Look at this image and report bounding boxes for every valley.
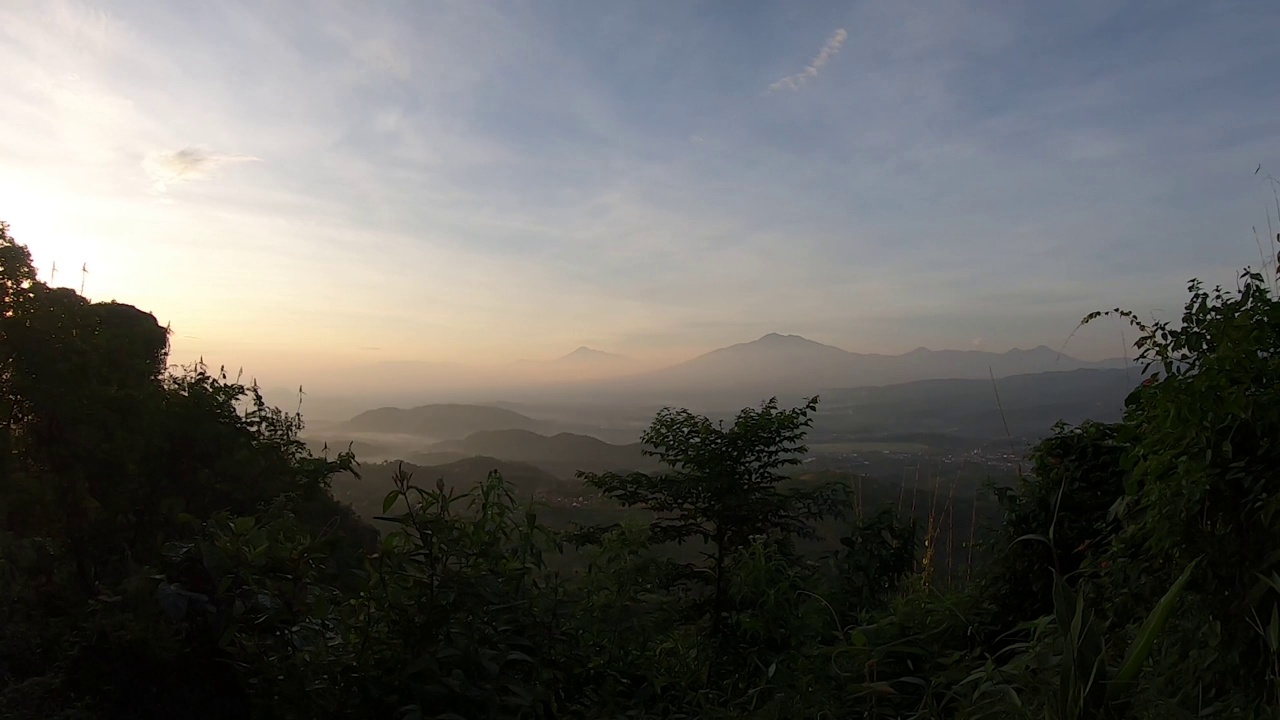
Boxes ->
[310,342,1138,587]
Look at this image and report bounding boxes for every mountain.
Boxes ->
[640,333,855,387]
[889,345,1129,380]
[430,429,655,479]
[513,346,642,383]
[303,334,1133,412]
[814,368,1139,441]
[342,404,546,439]
[557,346,633,364]
[576,334,1131,406]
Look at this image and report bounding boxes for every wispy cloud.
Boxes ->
[142,146,259,191]
[769,28,848,92]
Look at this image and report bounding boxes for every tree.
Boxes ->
[1080,270,1280,708]
[982,420,1127,624]
[578,396,844,679]
[0,221,37,493]
[0,221,36,318]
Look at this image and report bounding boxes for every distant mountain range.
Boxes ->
[327,364,1139,466]
[291,334,1133,415]
[547,333,1132,406]
[513,346,641,381]
[814,367,1139,441]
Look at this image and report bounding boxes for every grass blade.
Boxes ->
[1112,557,1201,691]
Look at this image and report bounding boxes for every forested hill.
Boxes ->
[343,403,547,438]
[429,429,657,477]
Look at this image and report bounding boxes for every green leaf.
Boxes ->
[1112,556,1200,693]
[1012,533,1052,549]
[1268,605,1280,651]
[382,489,400,514]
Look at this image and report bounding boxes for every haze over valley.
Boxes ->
[300,331,1141,510]
[288,332,1133,420]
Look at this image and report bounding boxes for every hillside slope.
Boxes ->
[815,368,1137,440]
[431,429,657,478]
[342,403,546,438]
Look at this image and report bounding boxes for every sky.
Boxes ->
[2,0,1279,388]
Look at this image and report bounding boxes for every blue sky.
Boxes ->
[2,0,1278,385]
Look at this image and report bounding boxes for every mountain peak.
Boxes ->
[558,346,630,362]
[754,332,820,346]
[1006,344,1058,356]
[706,333,850,357]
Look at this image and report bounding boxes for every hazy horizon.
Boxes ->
[3,1,1278,391]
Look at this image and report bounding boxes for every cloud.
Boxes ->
[769,28,848,92]
[142,146,259,191]
[373,109,403,133]
[4,2,1276,368]
[352,40,411,81]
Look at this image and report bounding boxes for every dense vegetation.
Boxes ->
[2,219,1278,718]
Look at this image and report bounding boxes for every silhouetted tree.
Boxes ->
[579,396,844,682]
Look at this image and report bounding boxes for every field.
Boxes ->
[808,440,933,454]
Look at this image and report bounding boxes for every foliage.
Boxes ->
[577,396,848,688]
[1073,272,1280,712]
[1046,559,1199,720]
[579,396,843,553]
[982,420,1127,623]
[832,505,918,622]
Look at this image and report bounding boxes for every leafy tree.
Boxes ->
[1081,271,1280,710]
[982,420,1127,624]
[578,396,845,683]
[0,221,36,315]
[0,223,374,717]
[834,505,917,622]
[955,269,1280,717]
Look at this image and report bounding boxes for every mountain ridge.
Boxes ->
[572,334,1130,404]
[308,334,1134,410]
[343,403,546,439]
[430,428,655,478]
[560,346,631,361]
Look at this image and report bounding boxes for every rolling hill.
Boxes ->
[342,403,547,439]
[814,367,1138,441]
[429,429,656,479]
